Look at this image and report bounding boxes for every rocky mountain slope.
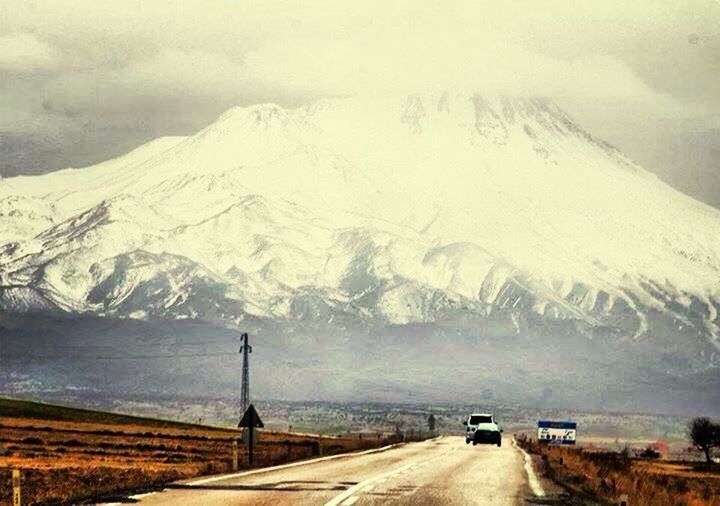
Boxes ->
[1,93,719,352]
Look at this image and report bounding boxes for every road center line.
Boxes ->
[324,439,455,506]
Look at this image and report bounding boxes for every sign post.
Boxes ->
[12,469,21,506]
[232,440,239,471]
[238,404,264,466]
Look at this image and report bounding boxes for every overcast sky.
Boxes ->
[1,0,718,206]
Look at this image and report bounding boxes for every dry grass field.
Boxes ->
[0,398,397,505]
[517,435,720,505]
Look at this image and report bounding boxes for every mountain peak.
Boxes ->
[0,94,719,353]
[214,103,290,129]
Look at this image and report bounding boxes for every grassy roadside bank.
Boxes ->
[0,398,407,505]
[516,435,720,505]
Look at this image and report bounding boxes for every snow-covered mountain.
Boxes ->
[1,93,719,351]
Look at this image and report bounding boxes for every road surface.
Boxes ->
[130,436,542,505]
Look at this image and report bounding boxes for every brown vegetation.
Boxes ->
[517,435,720,505]
[0,413,398,505]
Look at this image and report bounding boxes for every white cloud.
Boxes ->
[114,50,248,99]
[0,0,716,203]
[40,34,686,120]
[5,0,713,116]
[0,33,59,71]
[243,34,683,109]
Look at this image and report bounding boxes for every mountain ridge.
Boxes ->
[1,93,719,355]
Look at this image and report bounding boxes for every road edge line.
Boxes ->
[512,439,545,497]
[185,441,403,486]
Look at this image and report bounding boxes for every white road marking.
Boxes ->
[186,442,399,486]
[98,444,403,504]
[129,492,157,499]
[324,439,455,506]
[324,461,419,506]
[341,497,359,505]
[512,439,545,497]
[99,490,158,505]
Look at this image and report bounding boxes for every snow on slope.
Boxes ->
[1,93,719,347]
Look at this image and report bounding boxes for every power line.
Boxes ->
[0,351,239,361]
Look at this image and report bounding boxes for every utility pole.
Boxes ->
[239,332,251,413]
[238,332,264,466]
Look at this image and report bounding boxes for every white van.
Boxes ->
[464,413,502,446]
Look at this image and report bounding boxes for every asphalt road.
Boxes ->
[129,436,540,505]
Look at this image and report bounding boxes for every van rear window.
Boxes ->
[470,415,492,424]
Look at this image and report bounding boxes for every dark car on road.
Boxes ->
[464,413,502,447]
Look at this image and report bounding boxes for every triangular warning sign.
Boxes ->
[238,403,264,428]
